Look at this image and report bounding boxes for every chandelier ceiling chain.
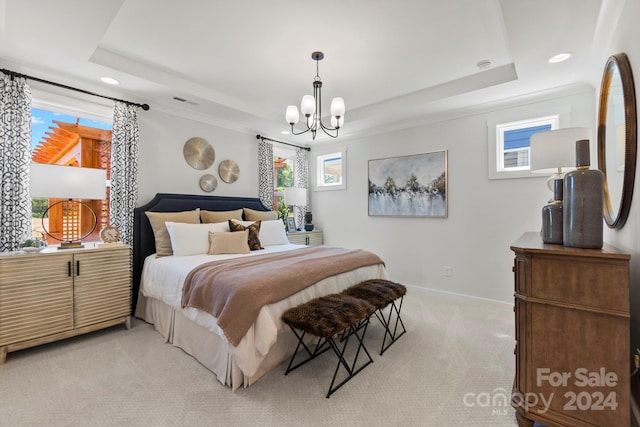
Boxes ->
[286,51,345,140]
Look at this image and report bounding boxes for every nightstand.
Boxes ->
[287,230,323,246]
[0,243,131,363]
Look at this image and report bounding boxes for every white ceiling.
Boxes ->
[0,0,603,144]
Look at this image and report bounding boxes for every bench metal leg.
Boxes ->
[375,295,407,355]
[325,317,373,398]
[284,317,374,398]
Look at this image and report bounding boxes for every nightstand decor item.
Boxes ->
[530,127,591,244]
[540,178,563,244]
[183,137,215,170]
[563,139,604,248]
[304,211,314,231]
[29,163,106,249]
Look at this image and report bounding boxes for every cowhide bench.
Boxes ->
[281,293,376,398]
[341,279,407,355]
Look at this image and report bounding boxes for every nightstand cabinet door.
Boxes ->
[73,247,131,328]
[0,252,74,347]
[287,230,323,246]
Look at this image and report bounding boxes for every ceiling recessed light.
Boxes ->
[548,53,572,64]
[281,130,290,135]
[100,76,120,85]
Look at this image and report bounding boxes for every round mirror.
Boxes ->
[597,53,637,229]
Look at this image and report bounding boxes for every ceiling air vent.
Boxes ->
[172,96,199,106]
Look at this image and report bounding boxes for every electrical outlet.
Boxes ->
[443,266,452,277]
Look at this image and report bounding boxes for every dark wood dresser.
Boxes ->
[511,232,630,426]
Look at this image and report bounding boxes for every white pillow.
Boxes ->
[258,220,290,246]
[165,221,230,256]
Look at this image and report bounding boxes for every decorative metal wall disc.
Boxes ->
[199,174,218,192]
[219,159,240,183]
[183,137,215,170]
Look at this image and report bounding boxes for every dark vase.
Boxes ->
[304,212,314,231]
[563,139,603,249]
[542,178,563,244]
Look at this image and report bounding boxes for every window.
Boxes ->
[315,147,346,190]
[31,104,112,243]
[488,114,562,179]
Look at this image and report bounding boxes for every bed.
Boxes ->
[132,193,388,390]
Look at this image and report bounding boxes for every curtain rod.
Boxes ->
[255,134,310,151]
[1,68,150,111]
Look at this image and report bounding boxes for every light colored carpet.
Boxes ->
[0,288,517,426]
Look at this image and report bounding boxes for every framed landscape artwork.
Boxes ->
[368,150,448,217]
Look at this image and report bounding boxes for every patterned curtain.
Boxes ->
[109,102,139,246]
[0,73,32,251]
[258,139,274,209]
[294,148,309,228]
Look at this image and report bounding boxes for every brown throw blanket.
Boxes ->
[181,246,385,346]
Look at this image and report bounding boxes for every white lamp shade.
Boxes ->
[285,105,299,125]
[530,127,592,174]
[331,115,344,128]
[330,97,345,117]
[284,187,306,206]
[30,163,107,199]
[300,95,315,116]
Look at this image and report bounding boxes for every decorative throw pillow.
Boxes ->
[165,221,229,256]
[207,230,250,255]
[145,209,200,257]
[243,208,278,221]
[258,220,290,246]
[201,209,244,224]
[229,219,263,250]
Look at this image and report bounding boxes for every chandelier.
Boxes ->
[285,51,345,139]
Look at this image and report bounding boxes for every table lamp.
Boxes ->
[30,163,107,249]
[283,187,307,231]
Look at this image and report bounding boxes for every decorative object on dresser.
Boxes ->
[183,137,215,170]
[368,151,447,217]
[510,233,629,427]
[0,244,132,364]
[100,225,121,243]
[597,52,637,230]
[29,163,107,249]
[563,139,604,248]
[285,51,345,140]
[540,178,563,244]
[530,127,591,244]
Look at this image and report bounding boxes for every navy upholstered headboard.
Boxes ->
[132,193,269,313]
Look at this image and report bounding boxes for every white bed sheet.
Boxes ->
[140,244,387,378]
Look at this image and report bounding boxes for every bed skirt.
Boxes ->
[135,292,302,390]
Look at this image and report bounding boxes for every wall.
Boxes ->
[137,110,260,205]
[311,90,595,303]
[590,0,640,355]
